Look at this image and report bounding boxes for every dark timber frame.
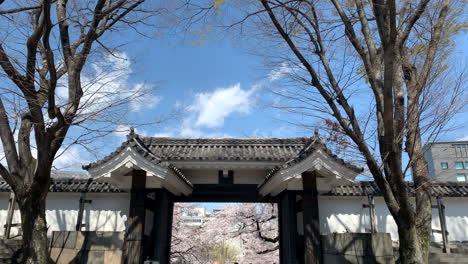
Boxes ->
[278,191,299,264]
[123,171,323,264]
[122,170,147,264]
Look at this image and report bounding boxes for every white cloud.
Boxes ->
[129,83,160,112]
[53,146,87,170]
[56,52,159,120]
[268,62,293,81]
[458,135,468,141]
[190,83,255,128]
[149,83,257,138]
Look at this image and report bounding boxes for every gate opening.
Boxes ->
[170,202,279,264]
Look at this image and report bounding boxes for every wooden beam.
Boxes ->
[75,192,92,231]
[4,192,16,239]
[363,194,377,233]
[302,171,321,264]
[149,189,174,264]
[279,191,298,264]
[123,170,147,264]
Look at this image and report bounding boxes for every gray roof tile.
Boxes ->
[0,179,123,193]
[325,181,468,197]
[142,137,311,162]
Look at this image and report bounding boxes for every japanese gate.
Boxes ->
[84,129,362,264]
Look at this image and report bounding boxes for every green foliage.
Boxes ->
[208,241,239,264]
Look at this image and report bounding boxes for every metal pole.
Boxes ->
[437,197,449,253]
[4,192,16,239]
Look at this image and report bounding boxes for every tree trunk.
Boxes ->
[17,193,49,264]
[398,221,425,264]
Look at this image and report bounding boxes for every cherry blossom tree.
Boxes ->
[170,203,279,264]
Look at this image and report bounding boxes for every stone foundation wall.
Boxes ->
[321,233,394,264]
[49,231,124,264]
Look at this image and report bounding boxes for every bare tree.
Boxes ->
[174,0,466,263]
[0,1,157,262]
[253,1,464,263]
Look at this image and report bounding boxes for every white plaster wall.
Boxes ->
[318,196,468,242]
[233,169,269,184]
[431,197,468,242]
[0,192,130,237]
[181,169,218,184]
[181,169,268,184]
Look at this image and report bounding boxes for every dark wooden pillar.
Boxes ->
[123,170,147,264]
[302,171,321,264]
[279,191,298,264]
[150,189,174,264]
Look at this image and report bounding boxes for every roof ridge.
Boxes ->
[139,136,315,145]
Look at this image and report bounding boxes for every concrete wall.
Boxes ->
[49,231,124,264]
[0,192,130,237]
[318,196,468,242]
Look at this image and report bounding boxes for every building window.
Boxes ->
[455,161,464,170]
[441,162,448,169]
[457,174,467,182]
[465,161,468,169]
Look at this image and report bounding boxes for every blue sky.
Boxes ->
[0,10,461,171]
[45,28,468,170]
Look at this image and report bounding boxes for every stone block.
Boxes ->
[348,235,369,256]
[49,248,79,264]
[370,233,393,257]
[75,250,105,264]
[322,233,344,254]
[104,250,123,264]
[50,231,77,249]
[75,231,124,250]
[321,233,395,263]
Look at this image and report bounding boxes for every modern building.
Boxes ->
[424,141,468,182]
[179,206,208,226]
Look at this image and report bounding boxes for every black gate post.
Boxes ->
[149,189,174,264]
[279,191,298,264]
[302,171,321,264]
[123,170,147,264]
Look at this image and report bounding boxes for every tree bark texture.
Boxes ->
[17,191,49,264]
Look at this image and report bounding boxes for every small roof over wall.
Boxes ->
[1,179,467,197]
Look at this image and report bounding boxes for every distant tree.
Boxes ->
[171,203,209,263]
[208,241,239,264]
[170,203,279,264]
[0,1,157,262]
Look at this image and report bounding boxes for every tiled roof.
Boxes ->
[325,181,468,197]
[258,138,363,189]
[0,179,123,193]
[84,133,313,170]
[83,133,192,187]
[85,132,363,191]
[140,136,312,162]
